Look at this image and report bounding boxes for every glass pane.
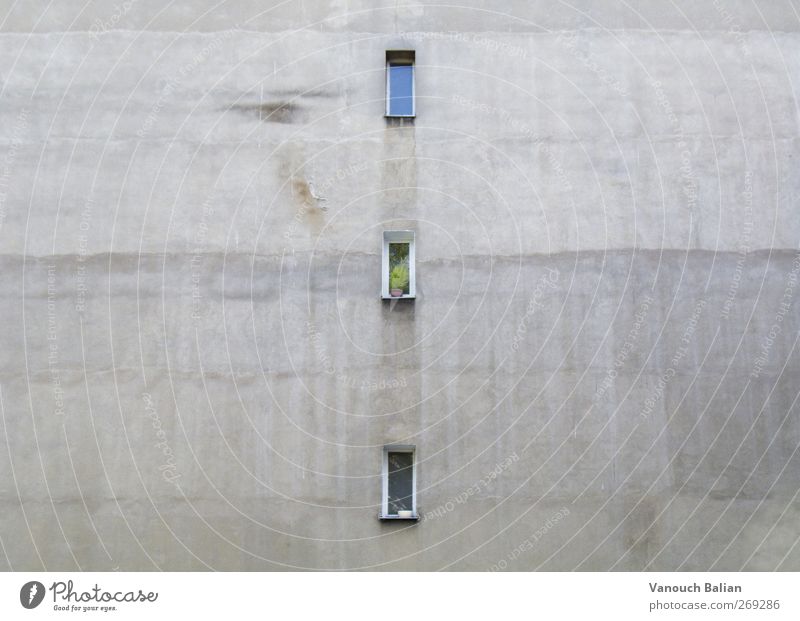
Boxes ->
[388,63,414,116]
[387,452,414,514]
[388,242,410,295]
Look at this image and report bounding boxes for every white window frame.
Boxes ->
[382,230,416,299]
[381,445,418,520]
[385,51,416,118]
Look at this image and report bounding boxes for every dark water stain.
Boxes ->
[292,177,314,204]
[229,101,301,124]
[292,176,325,235]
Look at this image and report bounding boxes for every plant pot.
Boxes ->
[390,289,403,297]
[397,510,413,518]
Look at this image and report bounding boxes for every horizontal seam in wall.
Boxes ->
[1,248,798,262]
[0,28,798,36]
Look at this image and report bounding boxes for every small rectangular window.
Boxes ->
[386,51,415,117]
[381,446,417,519]
[382,230,415,299]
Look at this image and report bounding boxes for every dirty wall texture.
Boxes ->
[0,1,799,571]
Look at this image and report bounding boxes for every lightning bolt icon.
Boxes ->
[29,584,37,604]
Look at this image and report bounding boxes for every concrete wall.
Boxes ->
[1,0,799,570]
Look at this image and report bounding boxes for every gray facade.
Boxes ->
[0,1,799,570]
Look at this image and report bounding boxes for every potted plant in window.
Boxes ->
[389,264,409,297]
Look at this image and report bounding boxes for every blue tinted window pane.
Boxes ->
[388,64,414,116]
[387,452,413,514]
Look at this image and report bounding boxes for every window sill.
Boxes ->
[382,294,415,300]
[384,114,416,119]
[379,513,419,521]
